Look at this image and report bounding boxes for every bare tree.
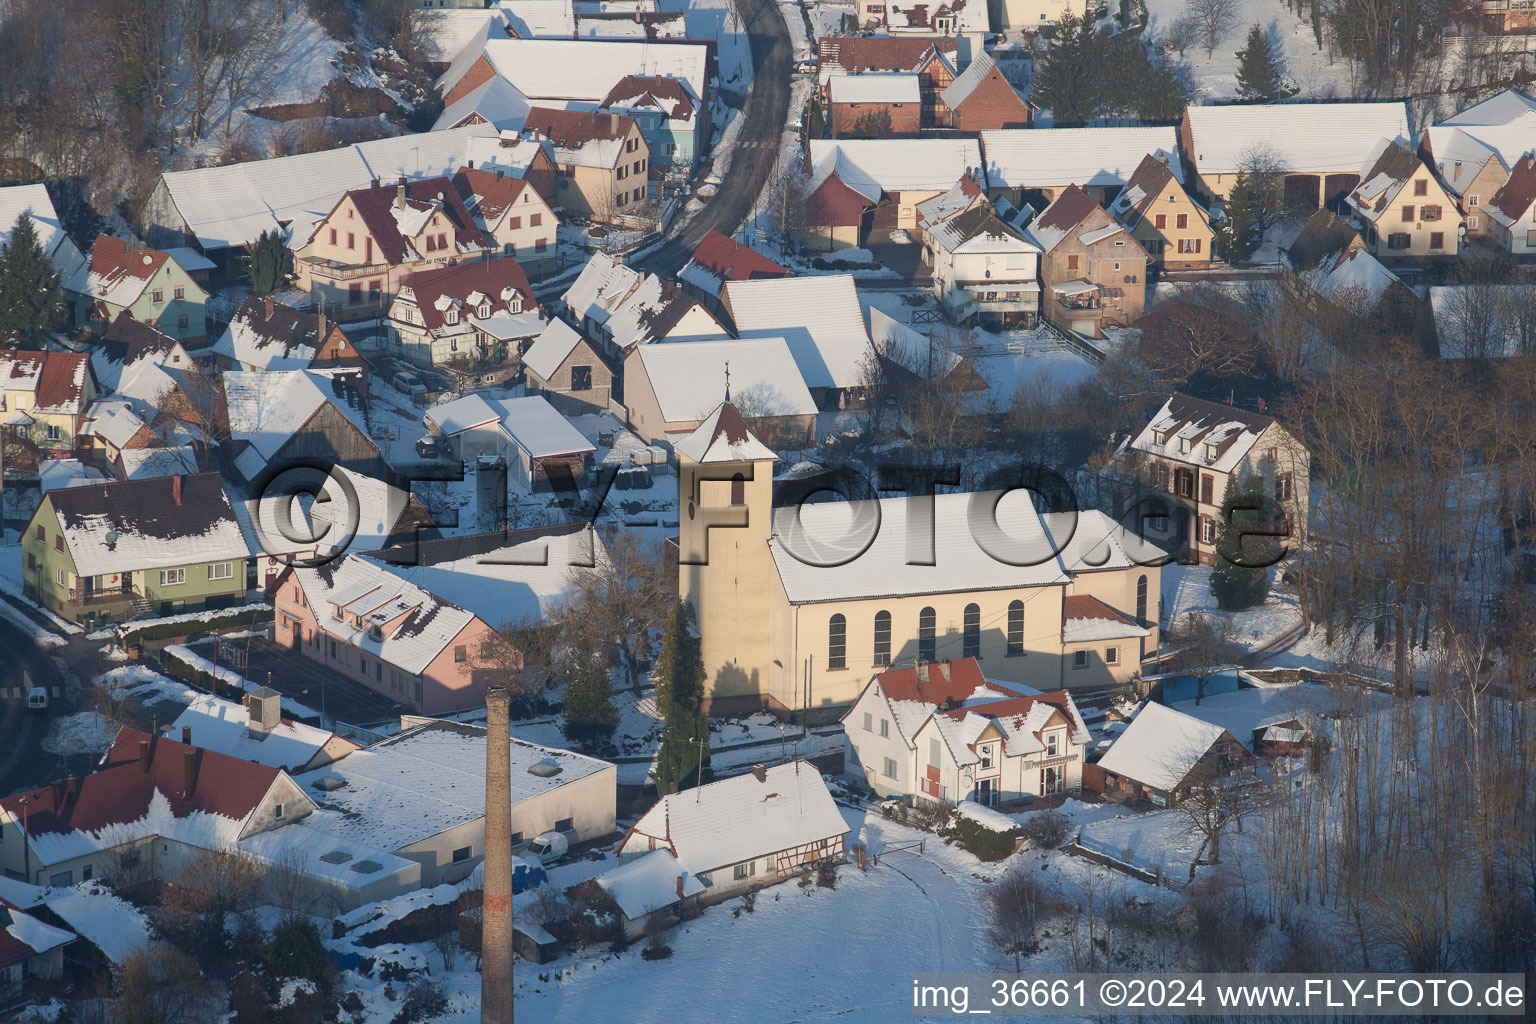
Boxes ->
[115,942,222,1024]
[1169,612,1240,705]
[557,527,669,693]
[432,929,459,971]
[265,846,318,925]
[988,862,1061,971]
[159,850,264,956]
[1162,14,1201,57]
[1177,760,1258,864]
[1189,0,1240,56]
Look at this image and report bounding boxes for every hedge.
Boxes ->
[943,812,1020,862]
[116,606,271,646]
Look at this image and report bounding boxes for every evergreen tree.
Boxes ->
[1032,11,1103,126]
[1210,476,1276,611]
[652,602,712,795]
[560,651,619,744]
[242,228,294,295]
[0,213,68,347]
[1136,52,1193,122]
[1215,172,1261,262]
[1233,25,1292,101]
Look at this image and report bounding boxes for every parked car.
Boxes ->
[392,372,426,400]
[414,435,442,459]
[526,830,569,866]
[26,687,48,712]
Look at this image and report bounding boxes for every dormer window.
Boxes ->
[478,302,491,318]
[445,308,458,325]
[1152,430,1166,445]
[1046,732,1059,757]
[507,297,522,314]
[1179,437,1192,453]
[1205,444,1217,460]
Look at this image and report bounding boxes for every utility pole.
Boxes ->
[19,796,31,885]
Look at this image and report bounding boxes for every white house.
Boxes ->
[170,692,359,773]
[923,200,1041,327]
[842,658,1088,807]
[423,394,596,490]
[616,761,848,904]
[1095,700,1254,807]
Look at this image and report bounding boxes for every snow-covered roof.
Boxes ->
[1124,392,1275,474]
[212,297,325,371]
[0,898,76,968]
[223,369,371,465]
[867,306,961,379]
[828,73,921,105]
[0,183,86,280]
[446,38,707,107]
[497,0,578,38]
[412,8,510,64]
[172,693,352,772]
[980,126,1182,189]
[118,445,199,480]
[521,318,587,380]
[38,458,107,493]
[673,401,779,464]
[434,75,533,132]
[294,720,611,851]
[45,472,249,575]
[1061,594,1148,643]
[425,393,502,435]
[914,174,986,229]
[595,848,705,918]
[953,800,1018,832]
[562,253,723,351]
[1303,245,1402,307]
[624,761,848,873]
[1096,701,1233,792]
[808,138,985,197]
[940,51,997,110]
[289,555,485,676]
[499,395,596,458]
[1183,101,1411,175]
[928,204,1038,256]
[721,274,874,391]
[36,883,148,966]
[1441,88,1536,127]
[637,337,816,424]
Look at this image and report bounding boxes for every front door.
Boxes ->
[976,778,997,806]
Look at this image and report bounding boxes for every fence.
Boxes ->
[1063,835,1187,892]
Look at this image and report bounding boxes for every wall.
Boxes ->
[1128,189,1213,269]
[829,101,921,137]
[1460,160,1508,242]
[526,337,614,414]
[843,684,918,796]
[486,190,558,275]
[1358,172,1461,261]
[1066,563,1162,654]
[949,71,1033,131]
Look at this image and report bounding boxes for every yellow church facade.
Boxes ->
[676,403,1166,715]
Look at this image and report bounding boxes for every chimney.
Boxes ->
[181,725,191,745]
[172,475,182,506]
[482,686,515,1023]
[675,874,685,898]
[371,176,380,188]
[139,739,151,773]
[182,748,196,797]
[495,169,505,181]
[247,687,281,737]
[609,112,620,134]
[396,183,406,210]
[263,297,274,318]
[467,159,475,170]
[751,764,767,783]
[317,305,327,341]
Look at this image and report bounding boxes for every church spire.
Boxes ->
[724,360,731,403]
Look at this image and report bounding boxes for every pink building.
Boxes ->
[274,555,505,714]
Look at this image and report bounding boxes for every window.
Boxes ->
[879,718,889,738]
[173,286,185,300]
[1201,516,1216,544]
[349,282,363,304]
[45,423,63,441]
[570,365,592,392]
[1046,732,1059,757]
[150,289,164,304]
[1175,213,1188,229]
[530,213,542,226]
[1276,472,1294,502]
[554,817,572,832]
[1177,237,1202,254]
[1468,194,1480,207]
[50,871,72,887]
[35,525,43,542]
[437,233,447,249]
[1468,216,1479,230]
[160,568,185,586]
[452,846,472,863]
[872,610,892,666]
[929,738,941,768]
[1204,444,1217,461]
[1429,231,1444,249]
[1143,238,1164,255]
[504,242,517,255]
[1421,205,1441,221]
[368,280,382,303]
[1527,229,1536,248]
[1153,214,1166,229]
[882,757,898,779]
[1414,179,1428,196]
[1401,205,1415,222]
[55,568,66,586]
[733,860,758,881]
[1072,650,1088,669]
[1176,468,1193,498]
[274,803,284,819]
[962,603,980,659]
[633,188,643,202]
[425,234,437,252]
[978,744,992,769]
[347,232,356,249]
[54,533,63,551]
[730,472,745,506]
[1106,646,1119,665]
[535,238,548,252]
[208,562,232,581]
[1179,437,1192,454]
[918,607,936,661]
[26,553,34,571]
[1066,254,1079,271]
[1152,430,1166,445]
[177,314,189,330]
[863,712,873,732]
[1200,474,1213,505]
[329,228,338,245]
[1388,233,1411,249]
[445,309,458,325]
[1136,575,1148,622]
[509,216,521,229]
[454,644,467,663]
[1006,600,1024,656]
[828,614,847,670]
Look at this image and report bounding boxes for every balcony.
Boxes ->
[69,587,141,609]
[298,256,391,282]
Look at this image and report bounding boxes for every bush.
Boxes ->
[943,811,1021,862]
[118,606,271,646]
[816,863,838,889]
[1020,810,1072,850]
[263,920,331,988]
[390,980,447,1024]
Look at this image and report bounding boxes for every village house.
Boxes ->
[0,724,419,911]
[0,183,85,280]
[523,107,652,223]
[992,0,1091,28]
[452,166,559,276]
[222,369,381,485]
[881,0,987,61]
[1179,100,1411,210]
[170,692,359,774]
[676,230,789,318]
[0,350,96,461]
[386,258,544,386]
[806,138,985,249]
[1420,91,1536,245]
[923,198,1041,327]
[1481,0,1536,32]
[0,899,74,1003]
[1280,209,1428,343]
[294,176,491,320]
[842,658,1089,806]
[600,74,704,165]
[676,401,1165,714]
[561,253,728,363]
[828,74,923,138]
[21,472,249,626]
[411,7,511,76]
[1483,154,1536,256]
[574,848,706,941]
[1093,701,1255,807]
[939,53,1034,131]
[868,306,988,406]
[980,126,1182,208]
[615,761,848,903]
[1115,392,1310,568]
[211,297,368,385]
[1026,184,1148,337]
[433,75,533,132]
[521,319,617,414]
[815,36,956,128]
[275,555,499,715]
[87,316,192,393]
[624,337,818,452]
[81,400,162,470]
[1110,153,1214,270]
[1345,140,1462,263]
[291,720,615,888]
[422,393,596,491]
[66,236,210,344]
[718,274,876,411]
[1059,595,1151,686]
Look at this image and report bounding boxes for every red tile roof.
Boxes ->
[689,230,789,282]
[86,235,168,289]
[876,657,993,704]
[1490,153,1536,222]
[35,352,90,413]
[400,258,535,333]
[342,176,487,266]
[1061,594,1135,625]
[935,690,1083,740]
[1033,183,1099,240]
[0,728,279,839]
[807,172,875,228]
[0,899,71,968]
[452,167,535,228]
[524,107,635,149]
[601,74,696,122]
[816,36,955,74]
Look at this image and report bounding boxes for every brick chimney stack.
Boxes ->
[182,725,191,745]
[172,475,182,506]
[264,297,274,317]
[139,739,151,773]
[481,685,514,1024]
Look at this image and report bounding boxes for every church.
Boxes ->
[675,401,1168,716]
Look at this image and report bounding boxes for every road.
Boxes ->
[0,615,77,797]
[630,0,794,279]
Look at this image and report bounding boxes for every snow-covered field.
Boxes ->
[1145,0,1354,101]
[1160,562,1303,652]
[42,712,118,756]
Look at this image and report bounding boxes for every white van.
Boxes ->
[26,687,49,712]
[526,831,569,866]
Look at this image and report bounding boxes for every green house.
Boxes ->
[23,472,250,628]
[66,236,210,344]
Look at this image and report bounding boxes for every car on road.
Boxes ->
[392,372,426,399]
[26,687,48,712]
[415,435,442,459]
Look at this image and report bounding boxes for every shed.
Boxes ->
[513,922,559,963]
